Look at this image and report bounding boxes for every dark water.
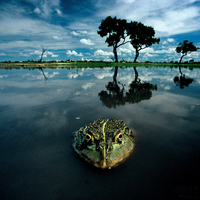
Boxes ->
[0,66,200,200]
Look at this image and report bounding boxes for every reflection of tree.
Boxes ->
[98,67,157,108]
[99,67,126,108]
[39,67,48,81]
[173,66,194,89]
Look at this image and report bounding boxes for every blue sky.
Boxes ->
[0,0,200,62]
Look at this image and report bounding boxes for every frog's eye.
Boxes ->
[85,133,93,142]
[115,133,123,143]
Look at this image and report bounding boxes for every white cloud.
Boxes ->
[155,48,175,54]
[0,16,66,37]
[20,52,29,57]
[143,52,154,57]
[141,47,155,53]
[94,49,113,57]
[52,36,62,40]
[145,6,200,36]
[40,0,60,18]
[71,31,88,36]
[188,51,200,59]
[80,38,95,45]
[116,0,136,3]
[162,38,175,45]
[119,47,133,54]
[55,8,62,15]
[0,53,6,56]
[46,51,59,57]
[167,38,175,43]
[100,0,200,37]
[28,0,61,18]
[71,31,80,36]
[30,50,59,58]
[79,31,88,35]
[52,54,59,57]
[33,7,41,14]
[0,11,75,51]
[66,50,83,57]
[0,0,199,62]
[31,50,41,55]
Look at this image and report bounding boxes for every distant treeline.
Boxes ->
[1,59,200,64]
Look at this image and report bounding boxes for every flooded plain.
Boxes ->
[0,66,200,200]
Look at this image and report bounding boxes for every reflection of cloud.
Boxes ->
[110,91,200,133]
[164,85,171,90]
[0,67,199,110]
[34,109,67,135]
[82,82,95,89]
[67,71,84,79]
[150,93,196,118]
[94,71,113,79]
[68,74,78,79]
[48,72,60,78]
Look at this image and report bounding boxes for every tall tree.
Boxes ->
[39,46,47,63]
[175,40,197,63]
[97,16,130,62]
[128,22,160,62]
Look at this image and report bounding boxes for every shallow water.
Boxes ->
[0,66,200,200]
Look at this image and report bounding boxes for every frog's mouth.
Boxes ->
[91,139,135,169]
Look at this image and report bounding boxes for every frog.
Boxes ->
[73,119,135,169]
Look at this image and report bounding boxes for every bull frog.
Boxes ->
[73,119,135,169]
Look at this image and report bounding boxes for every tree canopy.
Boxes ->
[97,16,130,62]
[128,22,160,62]
[97,16,160,62]
[175,40,197,63]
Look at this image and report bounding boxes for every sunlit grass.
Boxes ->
[1,61,200,69]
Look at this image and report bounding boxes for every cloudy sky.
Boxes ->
[0,0,200,62]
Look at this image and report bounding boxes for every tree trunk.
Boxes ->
[113,67,118,85]
[39,51,46,63]
[133,67,138,82]
[113,46,118,62]
[39,48,46,63]
[178,66,183,76]
[179,54,185,63]
[134,49,139,62]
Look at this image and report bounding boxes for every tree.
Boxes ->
[128,22,160,62]
[38,46,47,62]
[175,40,197,63]
[97,16,160,63]
[97,16,130,62]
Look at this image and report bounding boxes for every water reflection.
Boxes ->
[98,67,157,108]
[39,67,48,81]
[173,66,194,89]
[0,67,200,200]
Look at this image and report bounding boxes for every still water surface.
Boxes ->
[0,66,200,200]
